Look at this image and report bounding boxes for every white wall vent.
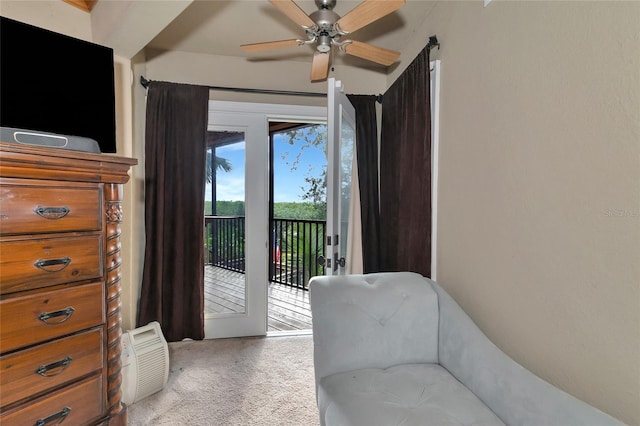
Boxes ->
[121,321,169,406]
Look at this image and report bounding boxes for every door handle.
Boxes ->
[317,255,331,269]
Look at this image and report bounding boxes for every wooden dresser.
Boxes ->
[0,142,137,425]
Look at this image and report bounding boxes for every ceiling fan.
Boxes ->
[241,0,405,82]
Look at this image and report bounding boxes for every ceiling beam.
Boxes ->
[62,0,96,13]
[90,0,194,59]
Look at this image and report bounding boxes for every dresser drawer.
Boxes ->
[0,234,102,294]
[0,374,103,426]
[0,281,105,352]
[0,184,101,235]
[0,328,103,407]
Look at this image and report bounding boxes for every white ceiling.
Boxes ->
[144,0,438,73]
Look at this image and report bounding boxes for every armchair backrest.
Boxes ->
[309,272,439,384]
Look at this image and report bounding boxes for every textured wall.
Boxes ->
[400,2,639,424]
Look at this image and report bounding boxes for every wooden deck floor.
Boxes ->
[204,266,312,332]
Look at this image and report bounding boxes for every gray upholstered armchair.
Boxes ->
[309,272,624,426]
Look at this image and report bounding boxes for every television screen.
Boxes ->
[0,16,117,153]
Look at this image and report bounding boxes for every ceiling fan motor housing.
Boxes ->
[309,8,340,32]
[309,6,341,53]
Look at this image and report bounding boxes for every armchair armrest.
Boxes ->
[432,282,626,426]
[309,272,440,387]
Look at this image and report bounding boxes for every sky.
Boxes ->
[206,129,327,203]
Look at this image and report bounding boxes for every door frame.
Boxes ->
[430,60,441,280]
[205,100,325,339]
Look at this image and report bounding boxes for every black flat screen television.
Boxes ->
[1,16,117,153]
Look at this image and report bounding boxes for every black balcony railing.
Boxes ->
[204,216,326,290]
[271,218,326,289]
[205,216,245,272]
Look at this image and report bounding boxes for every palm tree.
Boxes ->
[206,152,232,183]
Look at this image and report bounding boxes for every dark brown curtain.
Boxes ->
[347,94,381,273]
[138,81,208,341]
[379,46,432,277]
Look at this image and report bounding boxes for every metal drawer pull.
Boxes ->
[34,257,71,272]
[34,206,71,220]
[38,307,75,325]
[34,406,71,426]
[36,356,73,377]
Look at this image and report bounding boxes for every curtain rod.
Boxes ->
[140,76,327,98]
[376,35,439,104]
[427,35,440,51]
[141,75,388,103]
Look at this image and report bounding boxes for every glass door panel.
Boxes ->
[205,132,246,316]
[339,114,355,269]
[326,78,357,276]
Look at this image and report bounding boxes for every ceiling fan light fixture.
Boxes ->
[316,41,331,53]
[317,34,332,52]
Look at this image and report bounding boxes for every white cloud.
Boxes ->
[216,175,245,201]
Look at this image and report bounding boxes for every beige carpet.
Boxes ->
[127,335,320,426]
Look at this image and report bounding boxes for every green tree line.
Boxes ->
[205,201,325,221]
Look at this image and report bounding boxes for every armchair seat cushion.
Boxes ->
[318,363,505,426]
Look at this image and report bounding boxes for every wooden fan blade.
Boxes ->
[310,52,330,81]
[269,0,316,29]
[241,39,301,53]
[343,40,400,66]
[336,0,405,34]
